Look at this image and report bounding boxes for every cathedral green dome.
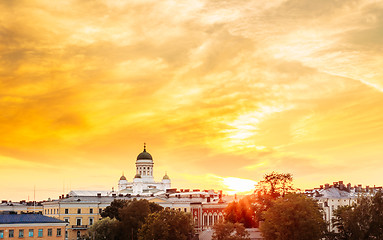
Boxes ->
[137,145,153,160]
[120,175,126,181]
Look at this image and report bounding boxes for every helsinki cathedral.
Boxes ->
[117,144,171,195]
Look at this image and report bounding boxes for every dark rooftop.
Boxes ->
[0,214,66,224]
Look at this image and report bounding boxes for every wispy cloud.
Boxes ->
[1,0,383,200]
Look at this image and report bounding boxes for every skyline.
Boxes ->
[1,0,383,201]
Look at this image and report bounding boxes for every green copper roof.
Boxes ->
[137,145,153,160]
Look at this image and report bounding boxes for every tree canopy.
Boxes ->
[225,195,257,228]
[100,199,128,220]
[260,193,326,240]
[88,217,120,240]
[212,222,250,240]
[94,199,164,240]
[257,171,294,198]
[225,172,295,227]
[333,191,383,239]
[138,209,194,240]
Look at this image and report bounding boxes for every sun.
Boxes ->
[222,177,257,194]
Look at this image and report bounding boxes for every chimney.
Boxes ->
[320,185,323,189]
[366,186,370,192]
[325,184,330,190]
[112,193,116,198]
[97,193,101,198]
[347,183,351,190]
[207,197,210,203]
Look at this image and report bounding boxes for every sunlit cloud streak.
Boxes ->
[1,0,383,200]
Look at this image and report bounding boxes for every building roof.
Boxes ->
[137,144,153,160]
[69,190,110,197]
[0,214,66,224]
[120,175,127,181]
[137,150,152,160]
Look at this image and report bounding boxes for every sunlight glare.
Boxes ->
[222,177,257,194]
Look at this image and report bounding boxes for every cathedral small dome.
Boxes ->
[120,175,127,181]
[134,173,142,178]
[137,144,153,160]
[163,173,170,180]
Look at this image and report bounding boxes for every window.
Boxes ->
[184,208,187,212]
[77,231,80,238]
[64,218,69,223]
[0,230,3,238]
[77,208,81,214]
[19,230,24,238]
[99,208,102,214]
[65,208,69,214]
[57,228,62,237]
[76,218,82,225]
[38,229,43,237]
[89,208,93,214]
[29,229,34,237]
[65,230,68,239]
[9,230,14,238]
[89,218,94,226]
[48,229,52,237]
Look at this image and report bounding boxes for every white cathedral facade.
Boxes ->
[117,145,171,195]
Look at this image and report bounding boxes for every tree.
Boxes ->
[119,199,163,240]
[260,193,326,240]
[225,196,257,228]
[333,191,383,239]
[257,172,294,198]
[225,172,295,227]
[138,209,194,240]
[212,222,250,240]
[88,217,120,240]
[101,199,128,220]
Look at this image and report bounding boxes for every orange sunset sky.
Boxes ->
[1,0,383,201]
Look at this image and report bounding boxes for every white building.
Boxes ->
[117,144,171,195]
[306,181,381,232]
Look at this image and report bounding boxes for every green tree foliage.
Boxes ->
[257,172,294,198]
[98,199,163,240]
[212,222,250,240]
[260,193,326,240]
[149,201,164,213]
[119,199,164,240]
[100,199,128,220]
[225,172,295,227]
[88,217,120,240]
[138,209,194,240]
[333,191,383,239]
[225,196,257,228]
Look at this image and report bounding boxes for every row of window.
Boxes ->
[0,228,61,238]
[45,208,102,215]
[62,217,94,226]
